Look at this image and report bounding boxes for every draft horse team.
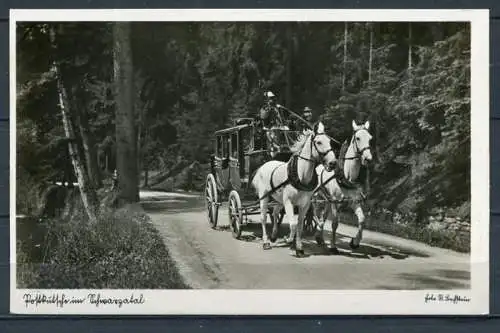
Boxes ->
[205,96,373,258]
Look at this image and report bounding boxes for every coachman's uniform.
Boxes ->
[255,91,280,149]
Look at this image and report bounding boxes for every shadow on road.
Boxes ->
[435,269,470,280]
[141,195,205,214]
[142,193,435,261]
[229,222,430,260]
[376,269,470,289]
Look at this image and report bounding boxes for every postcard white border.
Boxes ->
[10,9,490,315]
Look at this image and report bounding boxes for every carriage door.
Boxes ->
[221,135,230,190]
[214,135,229,191]
[229,132,241,191]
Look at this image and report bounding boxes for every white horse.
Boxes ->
[313,120,373,253]
[251,122,337,258]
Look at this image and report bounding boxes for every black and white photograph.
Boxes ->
[10,9,489,315]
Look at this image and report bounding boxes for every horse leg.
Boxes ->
[295,203,308,258]
[260,197,272,250]
[283,200,296,248]
[349,205,365,250]
[329,204,340,255]
[270,203,282,243]
[314,202,327,247]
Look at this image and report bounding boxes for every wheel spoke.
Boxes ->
[205,175,218,228]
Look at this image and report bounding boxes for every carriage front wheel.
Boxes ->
[205,174,219,229]
[228,190,243,239]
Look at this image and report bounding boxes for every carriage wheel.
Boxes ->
[228,190,243,239]
[205,174,219,229]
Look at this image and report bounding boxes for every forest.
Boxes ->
[16,21,471,288]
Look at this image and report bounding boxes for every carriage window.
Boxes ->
[216,136,223,157]
[240,127,252,152]
[222,136,229,157]
[231,133,238,158]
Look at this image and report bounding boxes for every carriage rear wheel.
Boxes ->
[228,190,243,239]
[205,174,219,229]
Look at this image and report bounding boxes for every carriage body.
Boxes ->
[205,118,301,238]
[209,119,300,199]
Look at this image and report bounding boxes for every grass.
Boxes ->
[17,191,190,289]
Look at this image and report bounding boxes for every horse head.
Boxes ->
[312,122,337,172]
[351,120,373,166]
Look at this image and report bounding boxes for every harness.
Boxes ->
[314,168,339,203]
[336,129,371,190]
[313,128,372,204]
[257,130,333,201]
[287,154,318,191]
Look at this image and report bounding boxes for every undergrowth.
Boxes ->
[338,212,470,253]
[17,192,189,289]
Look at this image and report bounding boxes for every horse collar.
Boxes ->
[287,154,318,191]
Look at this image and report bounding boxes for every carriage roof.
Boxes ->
[214,123,253,136]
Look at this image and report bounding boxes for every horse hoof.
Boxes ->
[263,242,272,250]
[296,249,306,258]
[349,238,360,250]
[329,247,340,255]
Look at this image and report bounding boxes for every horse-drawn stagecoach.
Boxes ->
[205,97,373,257]
[205,117,305,239]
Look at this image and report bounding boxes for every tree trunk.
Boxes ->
[407,22,414,99]
[144,168,149,188]
[54,69,98,223]
[74,100,102,189]
[50,26,98,224]
[285,24,293,107]
[408,22,413,71]
[137,106,142,181]
[135,75,147,180]
[342,22,348,92]
[368,23,374,88]
[113,22,139,204]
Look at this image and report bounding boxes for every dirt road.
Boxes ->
[141,191,470,290]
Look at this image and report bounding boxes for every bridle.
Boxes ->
[343,128,372,161]
[310,127,373,201]
[297,131,335,165]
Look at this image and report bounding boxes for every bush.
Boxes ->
[16,170,43,217]
[17,196,189,289]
